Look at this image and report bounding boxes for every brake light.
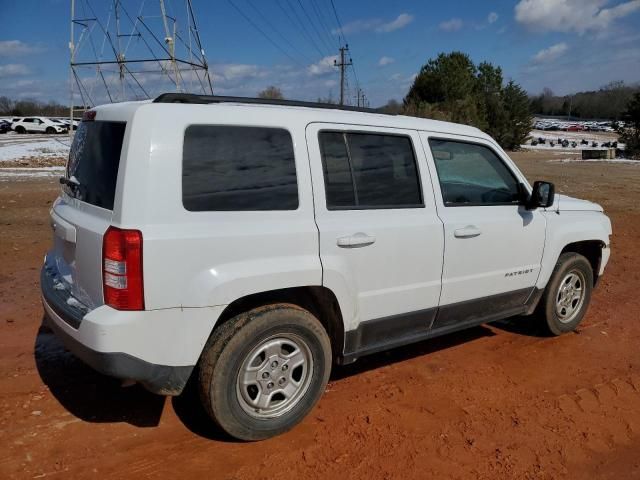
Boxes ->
[82,110,96,122]
[102,226,144,310]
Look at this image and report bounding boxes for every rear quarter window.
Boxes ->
[182,125,298,211]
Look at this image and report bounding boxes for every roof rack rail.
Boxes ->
[153,93,392,115]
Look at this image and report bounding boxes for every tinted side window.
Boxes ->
[428,139,521,206]
[318,131,422,209]
[183,126,298,211]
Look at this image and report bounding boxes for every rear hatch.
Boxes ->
[45,118,127,313]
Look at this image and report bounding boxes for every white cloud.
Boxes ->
[332,19,380,35]
[332,13,413,35]
[307,55,338,76]
[439,18,464,32]
[0,64,32,78]
[0,40,44,57]
[515,0,640,34]
[375,13,414,33]
[488,12,499,24]
[532,42,569,63]
[378,56,395,66]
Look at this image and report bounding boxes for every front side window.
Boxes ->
[428,139,521,206]
[182,126,298,211]
[319,131,422,209]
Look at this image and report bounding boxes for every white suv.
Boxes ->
[12,116,67,134]
[41,94,612,440]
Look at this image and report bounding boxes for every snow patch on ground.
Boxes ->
[548,158,639,165]
[0,166,65,179]
[0,138,70,162]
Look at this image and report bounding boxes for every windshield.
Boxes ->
[65,120,126,210]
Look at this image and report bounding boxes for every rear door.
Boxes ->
[307,123,443,355]
[46,118,127,310]
[420,132,546,331]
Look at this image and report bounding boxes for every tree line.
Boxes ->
[529,82,640,120]
[0,96,68,117]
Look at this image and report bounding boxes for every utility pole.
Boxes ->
[356,89,367,108]
[334,45,352,106]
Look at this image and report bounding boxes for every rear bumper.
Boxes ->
[40,266,222,395]
[42,311,192,395]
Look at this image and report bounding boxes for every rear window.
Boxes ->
[65,121,126,210]
[182,125,298,211]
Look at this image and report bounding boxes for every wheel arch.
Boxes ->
[211,286,345,362]
[560,240,605,285]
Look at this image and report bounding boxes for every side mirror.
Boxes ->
[527,181,555,210]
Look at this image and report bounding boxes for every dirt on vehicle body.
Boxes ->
[1,151,639,479]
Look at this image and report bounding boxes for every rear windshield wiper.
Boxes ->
[59,176,81,190]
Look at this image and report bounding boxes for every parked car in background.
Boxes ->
[11,117,67,134]
[58,118,79,130]
[0,120,11,134]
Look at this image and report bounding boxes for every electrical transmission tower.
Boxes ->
[69,0,213,118]
[333,45,352,106]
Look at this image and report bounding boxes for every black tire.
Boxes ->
[198,304,332,441]
[537,252,594,335]
[15,126,26,134]
[46,127,55,134]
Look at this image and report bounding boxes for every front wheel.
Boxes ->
[537,252,594,335]
[198,304,332,441]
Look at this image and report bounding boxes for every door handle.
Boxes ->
[337,232,376,248]
[454,225,481,239]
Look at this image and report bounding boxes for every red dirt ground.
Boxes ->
[1,152,639,479]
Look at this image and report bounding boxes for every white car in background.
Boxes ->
[11,116,68,134]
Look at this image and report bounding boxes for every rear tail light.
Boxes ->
[102,226,144,310]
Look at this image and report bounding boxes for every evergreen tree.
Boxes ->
[403,52,532,150]
[500,81,532,150]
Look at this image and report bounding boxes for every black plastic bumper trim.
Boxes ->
[43,313,193,396]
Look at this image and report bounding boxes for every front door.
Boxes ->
[307,124,444,356]
[420,133,546,331]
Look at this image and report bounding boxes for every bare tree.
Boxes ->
[257,86,284,100]
[0,96,12,115]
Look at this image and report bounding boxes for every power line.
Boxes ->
[296,0,333,55]
[246,0,315,65]
[227,0,306,68]
[329,0,346,45]
[310,0,340,50]
[282,0,327,59]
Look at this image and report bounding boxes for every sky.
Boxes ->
[1,0,639,107]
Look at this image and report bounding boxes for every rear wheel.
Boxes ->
[198,304,332,441]
[537,252,593,335]
[15,126,26,134]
